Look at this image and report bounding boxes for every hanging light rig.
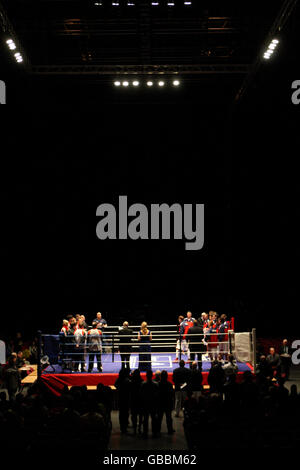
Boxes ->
[263,39,279,60]
[113,79,181,88]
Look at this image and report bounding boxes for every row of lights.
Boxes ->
[95,1,192,6]
[113,79,181,87]
[263,39,279,60]
[6,39,23,63]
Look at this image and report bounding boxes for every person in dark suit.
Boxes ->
[118,321,133,370]
[279,339,292,379]
[172,359,192,417]
[266,347,281,378]
[187,320,205,370]
[140,370,160,438]
[115,368,131,434]
[157,370,175,435]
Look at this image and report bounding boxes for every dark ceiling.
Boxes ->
[0,0,299,105]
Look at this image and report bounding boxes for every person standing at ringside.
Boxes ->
[180,311,195,364]
[172,359,192,417]
[138,322,152,371]
[87,321,103,372]
[174,315,185,363]
[187,320,205,370]
[94,311,108,352]
[118,321,133,370]
[67,317,78,372]
[74,319,87,372]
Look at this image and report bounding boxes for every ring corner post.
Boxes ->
[37,330,42,380]
[252,327,257,374]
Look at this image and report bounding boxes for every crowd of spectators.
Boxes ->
[183,361,300,449]
[2,331,38,364]
[1,328,299,451]
[114,368,175,438]
[0,381,112,462]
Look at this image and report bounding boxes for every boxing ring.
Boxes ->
[37,323,256,396]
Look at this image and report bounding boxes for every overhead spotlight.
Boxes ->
[112,2,120,5]
[114,81,121,86]
[173,80,180,86]
[158,81,165,87]
[132,80,140,86]
[147,81,154,87]
[14,52,23,63]
[6,39,16,50]
[151,2,159,5]
[167,2,175,5]
[127,1,135,5]
[263,38,279,60]
[184,1,192,4]
[122,81,129,87]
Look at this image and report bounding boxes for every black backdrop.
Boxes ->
[0,67,299,340]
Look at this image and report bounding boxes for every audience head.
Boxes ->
[179,359,185,368]
[154,370,161,382]
[146,369,153,381]
[123,321,129,328]
[290,384,298,396]
[96,312,102,320]
[186,311,192,319]
[131,369,141,381]
[8,353,17,366]
[269,347,275,356]
[160,370,168,382]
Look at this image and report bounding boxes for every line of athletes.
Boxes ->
[174,311,231,368]
[58,310,231,372]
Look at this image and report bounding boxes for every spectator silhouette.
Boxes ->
[208,360,225,393]
[173,359,192,417]
[140,369,159,438]
[157,370,175,435]
[130,369,143,435]
[189,361,203,399]
[114,368,131,434]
